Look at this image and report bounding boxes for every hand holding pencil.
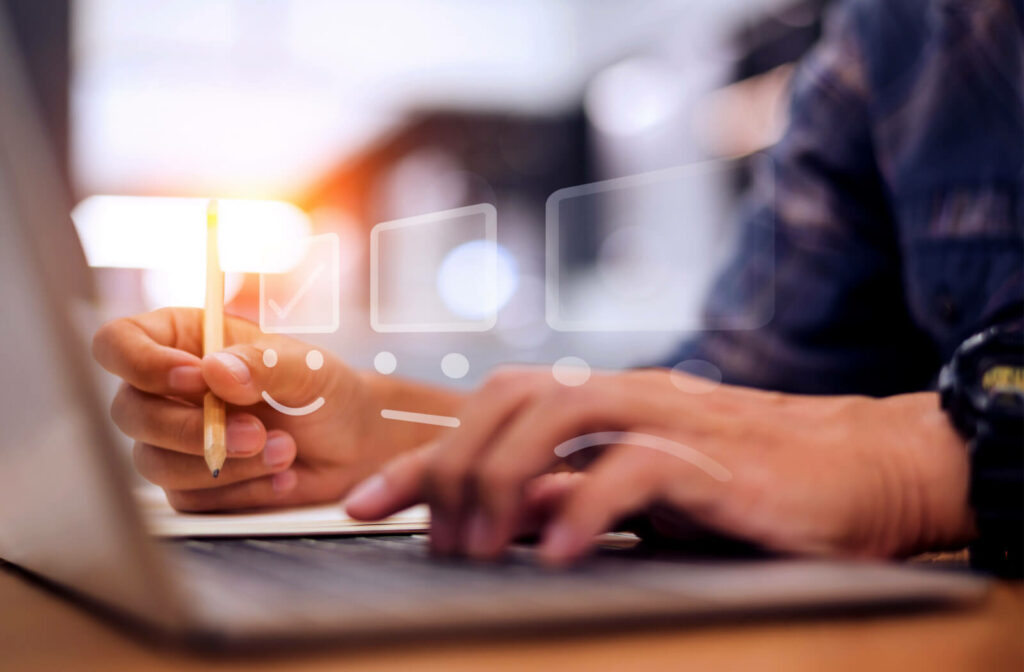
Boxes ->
[92,205,433,510]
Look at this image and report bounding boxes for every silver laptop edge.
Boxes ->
[0,7,189,633]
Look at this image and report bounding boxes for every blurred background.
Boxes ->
[4,0,831,387]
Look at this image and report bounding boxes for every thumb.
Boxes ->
[201,339,345,413]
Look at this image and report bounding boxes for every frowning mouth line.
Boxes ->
[553,431,732,482]
[261,391,326,416]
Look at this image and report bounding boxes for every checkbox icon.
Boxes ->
[260,233,339,334]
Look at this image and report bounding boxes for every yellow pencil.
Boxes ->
[203,199,226,477]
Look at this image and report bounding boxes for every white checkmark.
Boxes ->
[267,263,326,319]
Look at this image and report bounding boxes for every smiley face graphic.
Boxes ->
[260,348,326,416]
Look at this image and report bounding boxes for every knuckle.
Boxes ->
[109,384,135,432]
[474,460,516,496]
[131,443,160,484]
[480,366,531,398]
[175,410,203,451]
[429,456,463,487]
[425,454,468,506]
[91,319,121,360]
[269,353,322,401]
[547,382,593,412]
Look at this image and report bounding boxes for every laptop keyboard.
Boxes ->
[164,534,711,628]
[158,534,981,637]
[169,534,659,595]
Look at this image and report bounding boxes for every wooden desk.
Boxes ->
[1,565,1021,672]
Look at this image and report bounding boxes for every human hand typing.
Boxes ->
[347,367,975,565]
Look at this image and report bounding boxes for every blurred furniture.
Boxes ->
[2,562,1021,672]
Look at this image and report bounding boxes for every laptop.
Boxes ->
[0,9,987,648]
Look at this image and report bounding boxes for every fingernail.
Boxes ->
[209,352,251,385]
[539,522,579,565]
[262,433,294,467]
[225,417,263,456]
[465,510,491,557]
[168,365,204,393]
[271,469,297,495]
[345,474,388,511]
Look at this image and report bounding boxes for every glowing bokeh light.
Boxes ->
[436,239,518,321]
[71,196,312,273]
[584,57,682,136]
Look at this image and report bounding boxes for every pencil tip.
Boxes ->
[212,469,220,479]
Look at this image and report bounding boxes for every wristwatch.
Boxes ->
[939,324,1024,578]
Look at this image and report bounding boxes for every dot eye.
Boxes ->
[306,349,324,371]
[262,348,278,368]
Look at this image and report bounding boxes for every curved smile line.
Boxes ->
[261,391,326,416]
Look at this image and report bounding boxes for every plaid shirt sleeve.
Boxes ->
[663,0,1024,395]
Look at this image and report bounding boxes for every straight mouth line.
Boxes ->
[380,409,461,428]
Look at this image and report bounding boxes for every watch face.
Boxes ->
[976,356,1024,416]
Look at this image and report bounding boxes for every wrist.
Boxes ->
[889,393,976,555]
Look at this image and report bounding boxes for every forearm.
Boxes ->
[359,372,467,454]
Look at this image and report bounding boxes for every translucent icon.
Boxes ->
[554,432,732,482]
[545,156,775,332]
[373,351,398,375]
[440,352,470,379]
[669,359,723,394]
[551,356,591,387]
[259,347,327,416]
[370,203,503,333]
[260,233,340,334]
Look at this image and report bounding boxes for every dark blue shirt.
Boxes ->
[668,0,1024,395]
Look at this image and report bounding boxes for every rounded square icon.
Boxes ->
[545,156,775,332]
[259,233,340,334]
[370,203,498,333]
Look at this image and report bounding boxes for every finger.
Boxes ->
[465,378,722,558]
[539,438,722,566]
[426,506,465,556]
[133,430,297,489]
[537,446,668,566]
[110,384,266,456]
[460,380,631,558]
[516,472,585,537]
[422,367,545,515]
[92,308,264,397]
[92,309,206,396]
[342,444,467,556]
[165,464,339,512]
[201,339,351,411]
[344,443,435,520]
[462,473,585,558]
